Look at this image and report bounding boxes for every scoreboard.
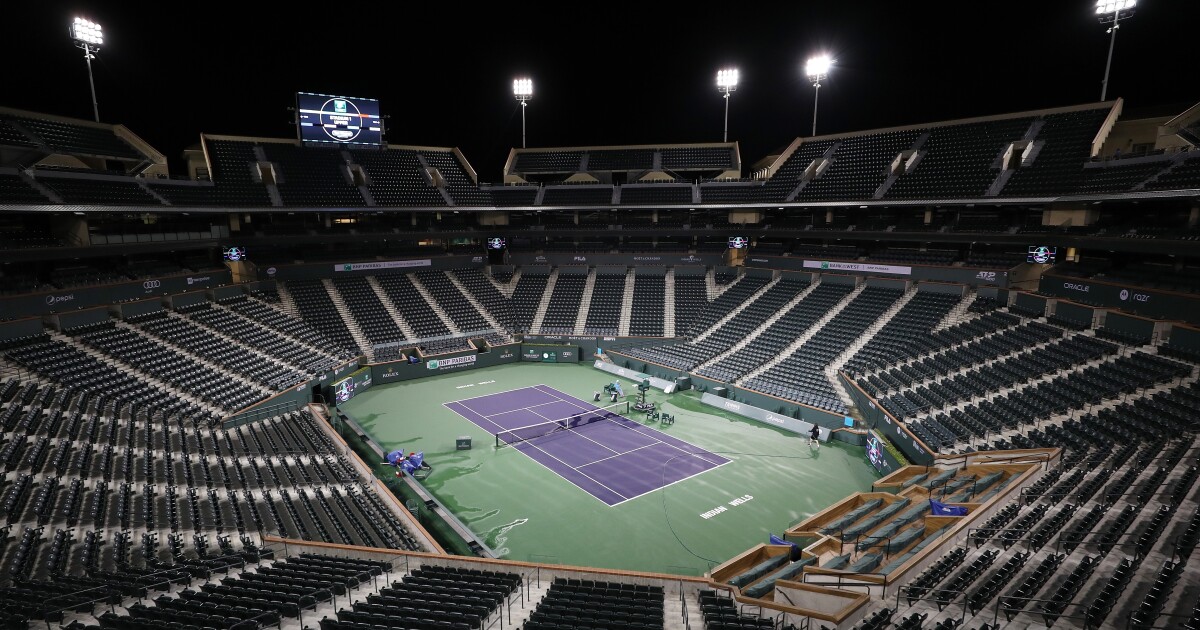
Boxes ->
[297,92,383,145]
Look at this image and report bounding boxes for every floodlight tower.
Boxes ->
[716,68,739,142]
[70,17,103,122]
[513,78,533,148]
[1096,0,1136,102]
[805,54,833,137]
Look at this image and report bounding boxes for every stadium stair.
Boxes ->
[974,357,1199,453]
[209,301,333,365]
[573,267,599,334]
[906,330,1117,424]
[275,282,300,316]
[692,278,821,374]
[407,273,461,335]
[50,329,225,416]
[735,282,864,386]
[825,285,921,410]
[887,325,1083,411]
[704,267,734,300]
[618,267,636,336]
[529,268,558,333]
[932,289,979,333]
[691,276,781,344]
[445,271,508,333]
[366,276,418,340]
[320,279,374,357]
[491,266,518,298]
[663,268,676,337]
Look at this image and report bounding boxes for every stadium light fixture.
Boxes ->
[513,77,533,148]
[1096,0,1136,101]
[70,17,103,122]
[805,55,833,136]
[716,68,739,143]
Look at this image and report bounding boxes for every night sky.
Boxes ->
[4,1,1198,181]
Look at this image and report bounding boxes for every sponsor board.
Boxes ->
[426,354,478,370]
[804,260,912,276]
[335,259,432,272]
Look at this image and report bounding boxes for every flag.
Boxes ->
[769,534,797,548]
[929,499,967,516]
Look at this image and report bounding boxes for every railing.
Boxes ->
[35,544,285,630]
[226,398,305,426]
[801,571,890,598]
[991,593,1093,627]
[895,583,971,622]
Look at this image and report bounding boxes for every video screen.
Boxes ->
[297,92,383,145]
[333,377,355,403]
[223,246,246,261]
[1027,246,1057,264]
[487,237,507,250]
[728,236,749,249]
[866,436,887,473]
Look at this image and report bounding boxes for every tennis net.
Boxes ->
[495,401,630,447]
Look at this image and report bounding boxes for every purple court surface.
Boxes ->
[444,384,730,506]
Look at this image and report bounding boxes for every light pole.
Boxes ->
[1096,0,1136,102]
[70,17,104,122]
[513,78,533,148]
[716,68,739,143]
[806,55,832,137]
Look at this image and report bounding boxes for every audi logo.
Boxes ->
[143,280,162,290]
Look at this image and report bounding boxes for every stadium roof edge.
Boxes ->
[794,100,1120,146]
[199,132,462,154]
[508,141,738,153]
[0,105,120,131]
[1165,100,1200,128]
[0,104,165,165]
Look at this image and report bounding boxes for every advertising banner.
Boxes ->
[699,393,828,440]
[508,253,724,267]
[743,256,1008,287]
[803,260,912,275]
[260,255,486,281]
[1039,274,1200,325]
[335,259,432,273]
[0,269,232,319]
[372,345,520,384]
[839,372,934,465]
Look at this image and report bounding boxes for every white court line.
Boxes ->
[482,399,564,417]
[529,407,620,455]
[441,401,507,433]
[532,384,728,467]
[604,458,733,507]
[512,437,631,505]
[448,383,724,507]
[576,442,660,467]
[450,384,550,406]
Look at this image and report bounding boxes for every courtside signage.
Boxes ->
[426,354,477,370]
[335,259,432,272]
[803,260,912,275]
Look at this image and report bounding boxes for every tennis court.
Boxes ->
[342,362,879,574]
[444,384,730,506]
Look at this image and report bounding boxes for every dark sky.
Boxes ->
[4,1,1198,181]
